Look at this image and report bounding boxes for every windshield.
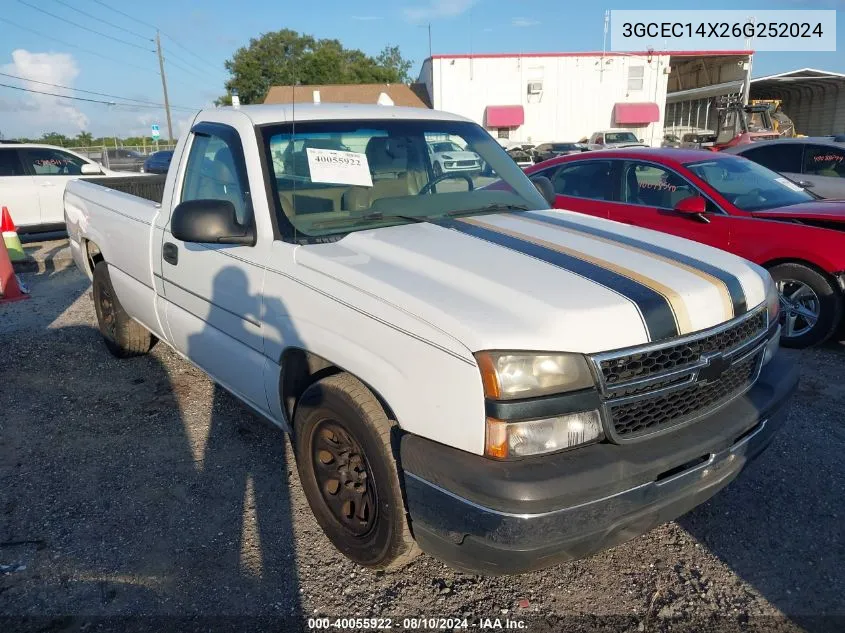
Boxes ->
[430,141,463,153]
[686,156,814,211]
[551,143,578,151]
[606,132,638,144]
[262,119,547,238]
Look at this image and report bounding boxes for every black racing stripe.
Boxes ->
[522,211,748,316]
[438,218,679,342]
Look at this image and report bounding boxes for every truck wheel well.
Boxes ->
[762,258,840,291]
[85,240,104,275]
[280,348,396,427]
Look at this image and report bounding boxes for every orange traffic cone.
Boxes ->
[1,206,25,262]
[0,234,29,303]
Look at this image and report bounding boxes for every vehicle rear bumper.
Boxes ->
[400,352,797,575]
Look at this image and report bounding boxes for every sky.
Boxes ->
[1,0,842,139]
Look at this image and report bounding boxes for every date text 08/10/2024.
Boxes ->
[307,617,528,630]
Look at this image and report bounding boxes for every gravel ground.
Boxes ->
[1,265,844,633]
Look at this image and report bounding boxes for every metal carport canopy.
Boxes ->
[750,68,845,137]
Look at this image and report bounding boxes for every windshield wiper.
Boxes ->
[447,203,529,218]
[310,211,427,229]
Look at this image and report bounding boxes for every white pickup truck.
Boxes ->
[65,103,796,575]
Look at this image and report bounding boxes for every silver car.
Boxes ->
[724,137,845,199]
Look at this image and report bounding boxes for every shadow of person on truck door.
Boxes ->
[187,265,305,628]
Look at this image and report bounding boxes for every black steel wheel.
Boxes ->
[92,261,155,358]
[293,373,419,570]
[311,420,377,537]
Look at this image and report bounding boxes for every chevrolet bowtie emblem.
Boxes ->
[698,353,731,383]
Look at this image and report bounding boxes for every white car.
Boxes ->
[427,140,482,175]
[0,142,119,232]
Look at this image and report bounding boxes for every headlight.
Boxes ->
[764,271,780,323]
[762,325,780,366]
[475,351,595,400]
[485,411,604,459]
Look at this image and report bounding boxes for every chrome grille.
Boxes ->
[599,309,767,386]
[609,351,761,439]
[592,308,770,443]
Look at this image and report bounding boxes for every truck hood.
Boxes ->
[750,199,845,224]
[294,210,767,354]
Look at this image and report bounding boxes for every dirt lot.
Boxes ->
[1,264,844,633]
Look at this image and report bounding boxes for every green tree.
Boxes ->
[217,29,414,105]
[376,45,414,84]
[40,131,70,146]
[76,131,94,146]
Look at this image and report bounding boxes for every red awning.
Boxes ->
[485,105,524,127]
[614,102,660,124]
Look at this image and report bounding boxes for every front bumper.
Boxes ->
[442,162,481,171]
[401,352,797,575]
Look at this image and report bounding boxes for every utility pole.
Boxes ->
[427,23,432,59]
[155,30,174,143]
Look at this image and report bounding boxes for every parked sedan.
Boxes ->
[532,142,586,163]
[142,150,173,175]
[526,148,845,347]
[588,130,649,150]
[724,138,845,199]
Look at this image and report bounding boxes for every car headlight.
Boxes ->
[474,351,595,400]
[764,271,780,324]
[486,411,603,459]
[475,351,602,459]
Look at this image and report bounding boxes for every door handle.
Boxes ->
[162,242,178,265]
[39,182,55,187]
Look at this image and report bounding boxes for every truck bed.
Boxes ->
[85,174,167,204]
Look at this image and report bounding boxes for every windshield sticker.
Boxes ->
[813,153,844,164]
[774,177,804,193]
[306,148,373,187]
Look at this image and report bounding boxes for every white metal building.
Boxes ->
[417,51,753,146]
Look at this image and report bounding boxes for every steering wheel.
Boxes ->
[418,172,475,195]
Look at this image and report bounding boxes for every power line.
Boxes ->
[163,33,222,74]
[0,16,159,75]
[161,48,212,77]
[0,71,199,111]
[0,81,178,109]
[16,0,155,52]
[90,0,158,31]
[51,0,152,43]
[91,0,222,75]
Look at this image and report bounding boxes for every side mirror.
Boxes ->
[80,163,102,175]
[530,175,556,207]
[171,199,255,245]
[638,138,644,143]
[674,196,709,222]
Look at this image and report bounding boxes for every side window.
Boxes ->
[547,160,614,201]
[24,149,86,176]
[181,131,251,225]
[742,143,803,173]
[803,145,845,178]
[622,161,697,209]
[0,149,25,176]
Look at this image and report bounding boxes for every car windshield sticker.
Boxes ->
[306,148,373,187]
[774,177,804,193]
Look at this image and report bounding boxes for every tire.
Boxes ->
[433,162,443,177]
[293,373,419,571]
[768,262,842,348]
[92,261,155,358]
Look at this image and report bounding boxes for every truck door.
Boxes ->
[159,122,272,414]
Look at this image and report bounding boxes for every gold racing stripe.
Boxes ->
[516,214,735,322]
[461,216,694,334]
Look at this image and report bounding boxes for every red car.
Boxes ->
[525,148,845,348]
